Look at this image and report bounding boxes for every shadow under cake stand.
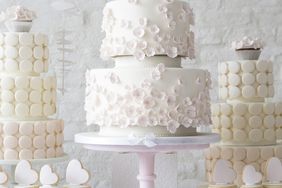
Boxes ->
[0,154,69,187]
[75,132,219,188]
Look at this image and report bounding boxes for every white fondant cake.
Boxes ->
[100,0,195,60]
[85,0,211,137]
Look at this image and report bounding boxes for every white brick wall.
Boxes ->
[1,0,282,187]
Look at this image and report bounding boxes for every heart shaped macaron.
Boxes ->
[213,159,236,184]
[40,165,59,185]
[15,160,38,185]
[242,165,262,185]
[266,157,282,183]
[0,170,8,185]
[66,159,89,185]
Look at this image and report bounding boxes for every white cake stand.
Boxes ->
[75,132,219,188]
[0,154,69,187]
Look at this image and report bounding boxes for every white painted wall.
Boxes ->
[1,0,282,187]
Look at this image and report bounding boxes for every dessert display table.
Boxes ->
[0,155,69,186]
[75,132,220,188]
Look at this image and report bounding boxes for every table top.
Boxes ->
[75,132,220,153]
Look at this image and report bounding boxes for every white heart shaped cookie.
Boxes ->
[15,160,38,185]
[66,159,89,185]
[266,157,282,183]
[243,165,262,185]
[213,159,236,184]
[40,165,59,185]
[0,170,8,185]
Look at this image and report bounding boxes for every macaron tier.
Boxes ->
[0,33,49,75]
[219,60,273,101]
[212,102,282,145]
[0,32,64,160]
[205,145,282,186]
[0,119,64,160]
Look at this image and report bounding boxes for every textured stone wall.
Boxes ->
[1,0,282,187]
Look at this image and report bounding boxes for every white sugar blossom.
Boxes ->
[126,40,138,51]
[125,105,136,117]
[167,120,180,133]
[139,17,148,27]
[156,63,166,73]
[109,73,121,84]
[137,115,148,126]
[154,35,163,42]
[155,46,165,54]
[168,20,176,30]
[134,50,146,61]
[168,110,178,120]
[149,25,160,34]
[141,79,152,88]
[145,47,156,57]
[184,97,193,106]
[158,4,168,13]
[143,97,156,109]
[132,88,145,100]
[166,46,178,58]
[133,27,145,38]
[137,41,148,50]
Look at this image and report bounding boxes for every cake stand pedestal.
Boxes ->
[75,132,219,188]
[0,155,69,187]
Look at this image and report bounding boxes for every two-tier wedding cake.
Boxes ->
[85,0,212,137]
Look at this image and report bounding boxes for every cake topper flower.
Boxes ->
[0,6,37,32]
[0,6,37,22]
[231,36,263,50]
[232,36,264,60]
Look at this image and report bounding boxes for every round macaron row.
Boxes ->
[212,102,282,145]
[0,119,63,160]
[205,145,282,186]
[0,75,56,118]
[0,33,49,75]
[219,60,273,100]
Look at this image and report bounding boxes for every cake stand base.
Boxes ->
[75,132,219,188]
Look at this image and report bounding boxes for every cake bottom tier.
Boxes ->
[99,126,197,137]
[205,144,282,186]
[0,119,64,160]
[86,63,211,135]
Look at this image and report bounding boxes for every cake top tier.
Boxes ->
[0,6,37,22]
[100,0,195,61]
